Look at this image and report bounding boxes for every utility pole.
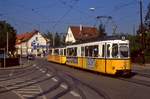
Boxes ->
[139,0,145,64]
[133,24,136,35]
[6,32,9,57]
[53,33,55,47]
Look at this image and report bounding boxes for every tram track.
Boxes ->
[6,59,111,99]
[28,67,71,99]
[0,64,44,82]
[45,62,110,99]
[38,64,85,99]
[0,63,71,99]
[133,71,150,78]
[117,72,150,88]
[63,72,110,99]
[0,68,49,93]
[0,67,36,82]
[0,63,33,79]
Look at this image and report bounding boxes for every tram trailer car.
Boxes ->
[47,47,66,64]
[48,39,131,75]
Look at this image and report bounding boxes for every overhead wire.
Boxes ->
[51,0,79,32]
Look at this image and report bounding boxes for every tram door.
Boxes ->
[106,43,112,74]
[102,43,111,73]
[101,43,107,73]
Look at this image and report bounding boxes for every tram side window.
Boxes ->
[64,49,66,56]
[85,45,98,57]
[60,49,63,55]
[102,45,105,57]
[67,47,77,56]
[107,44,110,57]
[112,44,118,58]
[81,47,84,57]
[85,46,89,56]
[54,49,59,55]
[93,45,98,57]
[73,47,77,56]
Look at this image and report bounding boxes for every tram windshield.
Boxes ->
[112,43,129,58]
[112,44,119,58]
[119,45,129,58]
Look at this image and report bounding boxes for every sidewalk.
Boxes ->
[0,61,33,70]
[132,63,150,68]
[0,87,21,99]
[132,63,150,73]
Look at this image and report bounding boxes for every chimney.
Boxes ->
[80,24,82,33]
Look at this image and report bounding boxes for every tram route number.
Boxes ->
[67,57,78,64]
[87,58,96,69]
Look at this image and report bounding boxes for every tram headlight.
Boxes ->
[112,66,115,70]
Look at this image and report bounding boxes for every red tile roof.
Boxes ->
[69,26,99,41]
[16,30,38,45]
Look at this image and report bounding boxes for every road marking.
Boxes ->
[36,66,39,69]
[38,85,47,99]
[6,81,36,89]
[2,80,46,99]
[17,88,40,91]
[9,73,13,76]
[42,70,45,73]
[9,85,38,89]
[33,64,36,67]
[27,81,36,83]
[60,84,68,89]
[46,73,51,77]
[8,86,18,89]
[16,90,40,94]
[24,86,39,88]
[52,77,58,82]
[22,94,33,98]
[70,91,80,97]
[14,85,44,99]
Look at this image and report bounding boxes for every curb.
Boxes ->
[0,63,33,70]
[132,63,150,69]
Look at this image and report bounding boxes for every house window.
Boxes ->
[36,37,38,41]
[69,34,72,38]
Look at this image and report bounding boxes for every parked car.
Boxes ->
[27,54,35,60]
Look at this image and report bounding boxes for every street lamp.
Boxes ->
[139,0,145,64]
[0,48,6,68]
[89,7,95,11]
[4,48,6,68]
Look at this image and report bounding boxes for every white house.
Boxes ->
[65,25,99,43]
[16,30,48,57]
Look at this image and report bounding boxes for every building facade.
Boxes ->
[16,30,48,57]
[65,25,99,43]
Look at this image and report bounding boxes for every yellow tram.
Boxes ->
[47,39,131,75]
[47,47,66,64]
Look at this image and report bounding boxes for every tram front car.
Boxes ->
[110,40,131,75]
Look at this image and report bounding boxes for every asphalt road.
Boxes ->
[0,58,150,99]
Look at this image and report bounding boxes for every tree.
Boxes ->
[54,32,61,47]
[43,32,53,46]
[43,32,65,47]
[144,2,150,55]
[0,21,16,55]
[145,2,150,29]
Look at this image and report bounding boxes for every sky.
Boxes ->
[0,0,149,35]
